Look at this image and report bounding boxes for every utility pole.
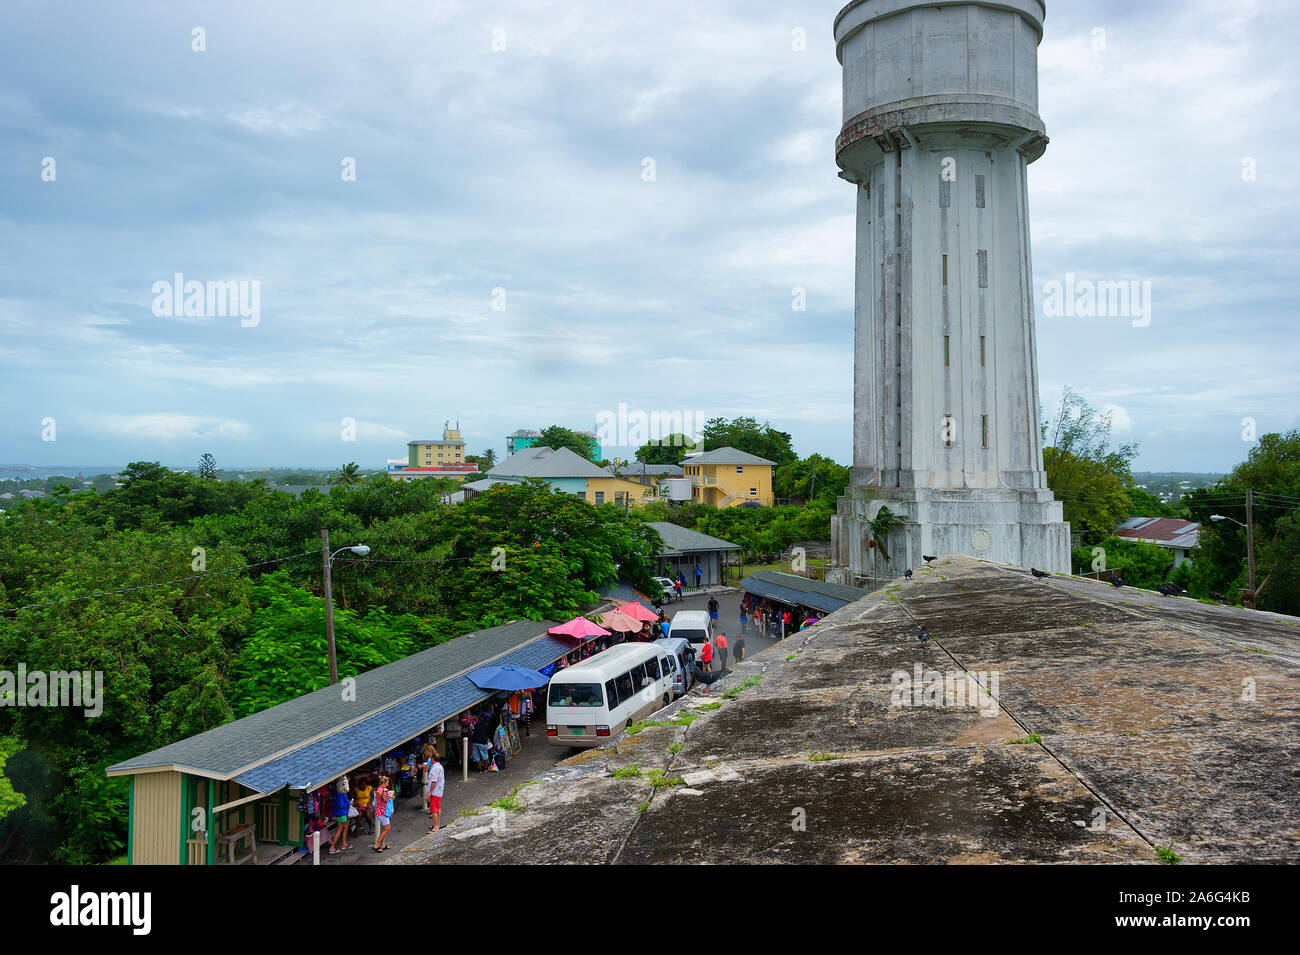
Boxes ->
[322,529,338,684]
[1245,488,1257,610]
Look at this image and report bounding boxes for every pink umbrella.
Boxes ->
[599,610,640,633]
[617,601,659,623]
[548,616,612,640]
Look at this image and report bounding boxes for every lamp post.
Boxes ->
[1210,495,1255,609]
[321,529,372,684]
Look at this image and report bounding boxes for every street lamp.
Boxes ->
[321,530,371,684]
[1210,504,1256,610]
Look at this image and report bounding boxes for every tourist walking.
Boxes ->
[739,601,748,634]
[674,576,683,601]
[372,777,393,852]
[734,633,746,663]
[707,595,719,623]
[425,753,445,833]
[714,631,729,671]
[699,637,714,673]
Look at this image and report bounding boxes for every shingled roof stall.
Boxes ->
[645,521,740,588]
[740,568,871,615]
[106,617,598,865]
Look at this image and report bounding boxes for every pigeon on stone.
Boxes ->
[904,569,913,579]
[1210,590,1227,603]
[917,626,932,645]
[923,555,938,563]
[1108,572,1125,588]
[1030,568,1049,579]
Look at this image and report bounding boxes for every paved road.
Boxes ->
[655,586,786,670]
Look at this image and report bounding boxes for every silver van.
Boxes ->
[653,637,695,697]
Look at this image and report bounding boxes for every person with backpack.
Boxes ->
[372,776,394,852]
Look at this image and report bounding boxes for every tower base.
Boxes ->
[828,483,1071,586]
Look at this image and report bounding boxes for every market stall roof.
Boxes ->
[740,569,871,614]
[105,618,567,788]
[645,521,740,556]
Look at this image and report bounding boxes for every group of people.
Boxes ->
[303,771,397,856]
[738,595,819,638]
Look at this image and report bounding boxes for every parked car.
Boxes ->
[651,576,677,602]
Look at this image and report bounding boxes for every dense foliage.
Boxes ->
[0,467,659,863]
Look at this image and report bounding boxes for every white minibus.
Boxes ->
[546,643,676,747]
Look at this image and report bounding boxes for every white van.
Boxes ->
[546,643,676,748]
[653,637,695,698]
[668,610,712,647]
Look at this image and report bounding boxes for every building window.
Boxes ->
[750,488,757,496]
[594,491,605,505]
[944,335,950,367]
[942,254,948,286]
[981,415,989,449]
[736,466,743,473]
[980,335,985,367]
[943,414,955,449]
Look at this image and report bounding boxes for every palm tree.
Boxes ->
[478,448,497,470]
[334,462,364,486]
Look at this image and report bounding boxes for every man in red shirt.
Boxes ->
[699,638,714,672]
[714,632,729,671]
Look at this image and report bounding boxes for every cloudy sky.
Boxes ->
[1,0,1295,474]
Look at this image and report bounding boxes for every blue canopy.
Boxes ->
[467,664,550,691]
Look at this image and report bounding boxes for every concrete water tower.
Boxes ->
[828,0,1071,581]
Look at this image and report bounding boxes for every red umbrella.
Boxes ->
[617,601,659,623]
[548,617,612,639]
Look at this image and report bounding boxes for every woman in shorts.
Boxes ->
[371,776,393,852]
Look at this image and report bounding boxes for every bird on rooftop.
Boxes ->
[1210,590,1227,603]
[1108,572,1124,588]
[923,555,938,563]
[1157,583,1176,596]
[917,626,932,645]
[1030,568,1049,579]
[904,569,913,578]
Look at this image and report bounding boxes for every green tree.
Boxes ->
[197,453,219,481]
[1071,536,1173,589]
[0,737,26,823]
[1184,430,1300,615]
[1043,387,1139,544]
[698,417,796,465]
[334,462,364,486]
[536,426,597,461]
[635,434,699,465]
[774,454,850,505]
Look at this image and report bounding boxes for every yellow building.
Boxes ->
[683,447,775,507]
[408,427,465,467]
[585,474,657,508]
